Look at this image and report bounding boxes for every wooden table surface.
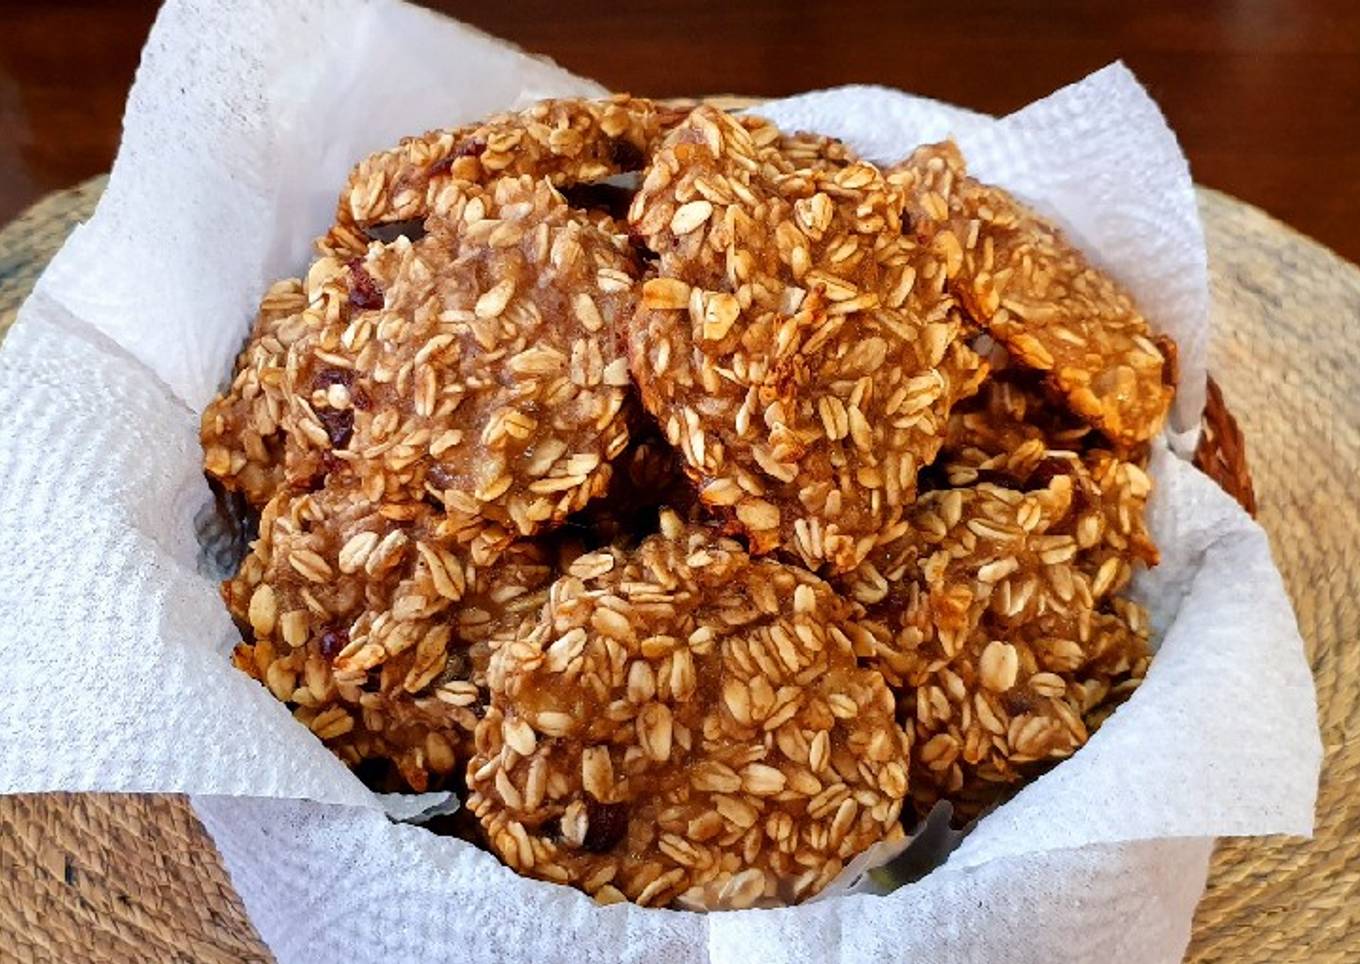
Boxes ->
[1,1,1358,261]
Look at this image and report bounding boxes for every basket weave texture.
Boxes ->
[0,178,1352,963]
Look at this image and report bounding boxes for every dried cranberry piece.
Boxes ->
[319,626,349,661]
[350,386,373,411]
[347,259,384,310]
[1001,688,1035,716]
[582,799,629,853]
[317,408,354,448]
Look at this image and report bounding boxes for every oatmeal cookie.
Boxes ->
[321,95,684,257]
[890,141,1175,446]
[839,475,1151,820]
[627,106,985,573]
[201,278,311,507]
[905,601,1149,821]
[283,175,639,564]
[226,485,559,791]
[466,511,909,907]
[933,367,1159,570]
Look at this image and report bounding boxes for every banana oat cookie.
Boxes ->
[321,95,682,257]
[284,175,640,565]
[627,106,985,574]
[226,484,559,791]
[466,511,910,907]
[890,141,1175,447]
[840,473,1151,821]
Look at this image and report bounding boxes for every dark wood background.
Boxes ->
[2,1,1357,262]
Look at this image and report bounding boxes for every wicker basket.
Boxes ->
[2,176,1354,963]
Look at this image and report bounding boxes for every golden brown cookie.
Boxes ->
[627,106,984,574]
[320,96,684,257]
[890,142,1175,447]
[201,278,310,507]
[226,485,559,792]
[282,175,640,565]
[466,511,909,907]
[932,365,1159,571]
[839,476,1151,822]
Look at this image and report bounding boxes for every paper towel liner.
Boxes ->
[0,0,1319,960]
[192,793,1215,964]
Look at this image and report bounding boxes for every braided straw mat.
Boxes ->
[0,177,1353,963]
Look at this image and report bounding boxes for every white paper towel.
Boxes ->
[0,0,1320,961]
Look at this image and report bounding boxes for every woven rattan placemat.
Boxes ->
[0,179,1354,963]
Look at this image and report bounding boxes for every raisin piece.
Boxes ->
[1001,688,1036,716]
[319,626,349,662]
[429,137,487,177]
[347,259,384,310]
[312,367,354,392]
[582,799,629,853]
[317,408,354,448]
[1024,457,1073,494]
